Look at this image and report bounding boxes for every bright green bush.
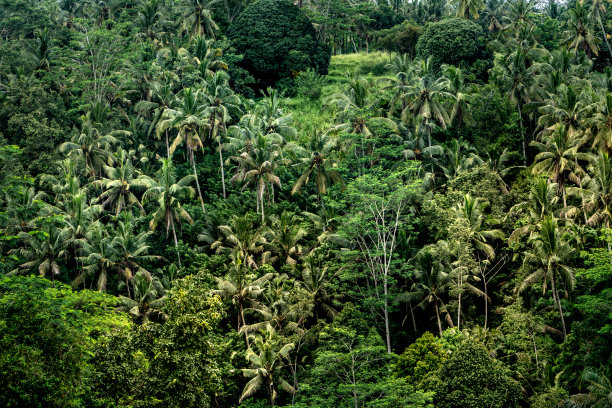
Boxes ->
[415,18,491,73]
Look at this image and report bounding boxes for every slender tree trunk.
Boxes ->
[518,103,527,166]
[384,277,392,353]
[484,279,489,329]
[165,129,170,159]
[596,8,612,59]
[240,302,250,348]
[191,152,206,213]
[218,132,227,199]
[171,217,182,268]
[434,300,443,336]
[551,274,567,340]
[408,300,417,332]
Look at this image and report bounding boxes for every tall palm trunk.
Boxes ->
[518,102,527,166]
[551,273,567,340]
[165,129,170,159]
[434,300,443,336]
[190,150,206,213]
[170,216,182,268]
[595,8,612,59]
[218,130,227,199]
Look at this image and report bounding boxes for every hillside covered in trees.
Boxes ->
[1,0,612,407]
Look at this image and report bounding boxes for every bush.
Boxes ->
[227,0,331,89]
[376,22,423,57]
[416,18,491,74]
[296,68,325,100]
[424,339,521,408]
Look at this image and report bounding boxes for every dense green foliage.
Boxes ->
[227,0,331,89]
[1,0,612,407]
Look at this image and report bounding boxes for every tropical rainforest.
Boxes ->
[0,0,611,407]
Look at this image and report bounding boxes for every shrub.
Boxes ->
[416,18,491,73]
[227,0,331,89]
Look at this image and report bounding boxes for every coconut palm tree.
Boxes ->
[230,133,285,222]
[112,212,162,285]
[493,46,537,164]
[398,243,453,336]
[202,71,241,199]
[568,367,612,408]
[118,270,168,324]
[239,324,295,407]
[537,85,589,140]
[564,1,600,57]
[291,131,343,198]
[212,214,269,269]
[158,87,208,212]
[74,221,119,292]
[213,251,274,345]
[95,148,155,215]
[531,125,589,210]
[59,114,123,179]
[179,0,221,38]
[442,64,472,127]
[22,27,53,71]
[585,92,612,153]
[508,179,559,244]
[452,0,484,19]
[292,252,339,323]
[266,211,307,266]
[143,158,195,268]
[518,215,576,340]
[405,57,452,147]
[10,220,71,278]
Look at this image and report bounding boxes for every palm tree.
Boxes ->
[531,125,589,210]
[239,324,295,407]
[212,251,274,345]
[143,158,195,268]
[112,212,162,286]
[212,214,268,269]
[564,1,600,57]
[518,216,576,340]
[580,152,612,248]
[136,0,169,46]
[452,0,484,19]
[179,0,221,38]
[158,87,208,212]
[585,92,612,153]
[442,64,472,127]
[456,194,504,259]
[266,211,307,266]
[292,252,338,323]
[591,0,612,59]
[230,133,285,222]
[138,70,179,158]
[537,85,589,140]
[493,46,537,164]
[59,114,123,179]
[202,71,241,199]
[22,27,53,71]
[180,35,228,79]
[291,131,343,198]
[502,0,535,35]
[398,243,453,336]
[74,221,119,292]
[508,179,559,244]
[405,57,452,147]
[118,270,168,324]
[569,367,612,408]
[455,194,503,326]
[10,221,71,278]
[95,148,154,215]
